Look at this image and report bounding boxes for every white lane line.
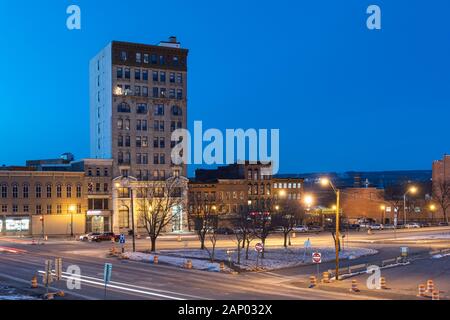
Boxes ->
[38,271,188,300]
[60,271,207,300]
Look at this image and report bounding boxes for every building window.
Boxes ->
[153,154,159,164]
[170,72,175,83]
[160,72,166,82]
[76,184,82,198]
[176,89,183,100]
[142,136,148,147]
[137,103,148,114]
[12,205,18,213]
[152,87,159,98]
[172,105,182,116]
[1,205,7,213]
[1,184,7,198]
[117,102,131,113]
[125,119,130,130]
[125,136,131,147]
[104,183,108,193]
[119,206,129,228]
[104,168,109,176]
[169,89,175,99]
[12,184,18,198]
[46,184,52,198]
[142,86,148,97]
[154,104,164,116]
[24,205,29,213]
[118,135,124,147]
[124,68,130,79]
[159,137,165,148]
[36,205,42,215]
[135,86,141,96]
[143,53,149,64]
[57,205,62,214]
[23,185,29,198]
[160,87,167,98]
[117,119,123,130]
[117,67,123,79]
[136,53,141,63]
[57,185,62,198]
[35,184,42,198]
[136,136,142,148]
[142,70,148,81]
[160,154,166,165]
[46,205,52,214]
[135,69,141,80]
[67,185,72,198]
[177,73,183,84]
[120,51,127,61]
[151,54,157,64]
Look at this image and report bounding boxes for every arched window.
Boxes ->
[23,184,29,198]
[171,105,182,116]
[76,184,82,198]
[1,184,7,198]
[66,185,72,198]
[117,102,131,113]
[56,184,62,198]
[35,184,42,198]
[12,184,18,198]
[46,184,52,198]
[119,206,130,228]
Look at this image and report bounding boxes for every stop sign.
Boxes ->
[312,252,322,264]
[255,243,264,253]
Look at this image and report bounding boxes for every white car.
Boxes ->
[405,223,421,229]
[292,225,308,233]
[369,224,383,230]
[79,232,101,241]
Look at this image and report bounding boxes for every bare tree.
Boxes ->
[384,185,404,224]
[203,215,219,262]
[230,209,254,264]
[433,179,450,223]
[248,199,273,259]
[137,177,185,252]
[272,198,305,248]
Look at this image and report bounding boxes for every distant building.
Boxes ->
[432,154,450,221]
[89,37,188,180]
[0,155,113,236]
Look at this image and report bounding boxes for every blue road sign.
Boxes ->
[119,234,126,244]
[103,263,112,284]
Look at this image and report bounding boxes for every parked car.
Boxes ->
[383,224,396,230]
[216,227,235,235]
[438,222,449,226]
[308,225,323,232]
[369,224,384,230]
[292,225,308,233]
[91,232,120,242]
[405,222,421,229]
[273,226,285,233]
[79,232,101,241]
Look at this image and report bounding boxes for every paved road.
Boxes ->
[0,226,449,300]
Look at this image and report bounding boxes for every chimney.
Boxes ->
[169,36,177,43]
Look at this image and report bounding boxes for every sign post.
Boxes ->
[55,258,62,281]
[119,234,126,253]
[312,252,322,279]
[255,243,264,269]
[43,259,53,295]
[103,263,113,299]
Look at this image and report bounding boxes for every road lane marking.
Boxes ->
[38,271,197,300]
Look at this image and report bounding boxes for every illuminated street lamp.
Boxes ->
[319,177,341,280]
[403,186,418,224]
[303,194,314,208]
[69,204,77,237]
[429,204,437,222]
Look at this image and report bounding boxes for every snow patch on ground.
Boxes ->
[124,246,377,272]
[387,233,450,241]
[122,251,232,272]
[0,286,37,300]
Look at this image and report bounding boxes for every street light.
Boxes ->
[303,194,314,207]
[117,179,136,252]
[429,204,437,222]
[69,205,77,237]
[319,177,341,280]
[403,186,418,224]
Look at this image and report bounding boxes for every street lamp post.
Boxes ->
[69,205,76,238]
[429,204,436,223]
[403,186,417,225]
[116,179,136,253]
[380,205,386,224]
[320,178,340,280]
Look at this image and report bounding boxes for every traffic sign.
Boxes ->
[401,247,409,257]
[103,263,113,284]
[255,243,264,253]
[312,252,322,264]
[119,234,126,244]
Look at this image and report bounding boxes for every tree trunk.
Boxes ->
[237,241,241,265]
[242,232,246,249]
[283,232,288,248]
[261,238,266,259]
[151,236,157,252]
[199,232,206,250]
[245,240,250,260]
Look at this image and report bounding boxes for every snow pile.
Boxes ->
[122,251,232,272]
[161,246,378,271]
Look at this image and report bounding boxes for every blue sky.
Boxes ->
[1,0,449,175]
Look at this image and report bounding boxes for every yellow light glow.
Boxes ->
[380,205,386,210]
[332,205,337,210]
[69,205,77,212]
[304,195,313,206]
[114,182,121,188]
[279,190,287,197]
[430,204,436,211]
[409,186,418,194]
[212,205,217,211]
[320,178,330,186]
[275,205,280,211]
